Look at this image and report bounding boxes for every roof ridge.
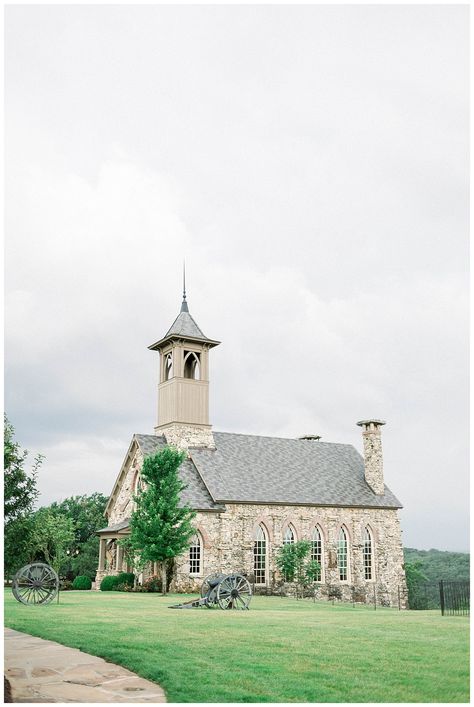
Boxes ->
[213,430,352,447]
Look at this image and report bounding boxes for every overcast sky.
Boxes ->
[5,5,469,552]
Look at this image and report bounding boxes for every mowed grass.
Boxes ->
[4,591,469,702]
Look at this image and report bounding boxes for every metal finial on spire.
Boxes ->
[180,260,189,312]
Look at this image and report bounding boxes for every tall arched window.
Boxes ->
[133,471,142,496]
[311,526,323,582]
[283,524,296,545]
[253,524,267,585]
[184,351,200,380]
[363,526,373,580]
[164,352,173,381]
[189,533,202,575]
[338,527,349,581]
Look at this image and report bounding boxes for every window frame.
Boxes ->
[253,524,268,585]
[363,526,374,581]
[311,525,324,583]
[189,532,202,576]
[337,526,350,582]
[282,524,296,545]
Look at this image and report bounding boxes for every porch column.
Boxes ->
[98,537,106,571]
[116,543,124,572]
[153,561,159,575]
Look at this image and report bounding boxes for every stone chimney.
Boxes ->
[356,419,386,495]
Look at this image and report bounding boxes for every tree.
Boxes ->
[121,446,196,594]
[276,540,321,598]
[47,493,108,580]
[30,508,75,575]
[4,415,43,579]
[404,560,428,608]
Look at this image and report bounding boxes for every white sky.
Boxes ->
[5,5,469,551]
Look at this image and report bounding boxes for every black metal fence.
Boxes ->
[439,580,470,616]
[408,582,441,610]
[409,580,469,615]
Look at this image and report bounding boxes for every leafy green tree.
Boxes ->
[4,415,43,579]
[30,508,75,575]
[48,493,108,580]
[276,540,321,598]
[404,560,429,608]
[121,446,196,595]
[403,547,469,582]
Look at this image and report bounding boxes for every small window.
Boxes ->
[311,526,323,582]
[164,352,173,381]
[184,351,200,380]
[253,524,267,584]
[283,525,296,545]
[363,527,373,580]
[132,470,142,496]
[338,527,348,581]
[189,534,201,575]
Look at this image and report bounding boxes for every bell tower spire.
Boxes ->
[181,260,189,313]
[148,275,220,451]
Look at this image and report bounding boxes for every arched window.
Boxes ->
[184,351,200,380]
[363,526,373,580]
[338,527,349,581]
[132,470,143,499]
[311,526,323,582]
[189,533,202,575]
[283,524,296,545]
[253,524,267,585]
[164,352,173,381]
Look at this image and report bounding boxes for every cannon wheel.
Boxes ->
[200,573,221,607]
[12,563,59,606]
[217,574,252,610]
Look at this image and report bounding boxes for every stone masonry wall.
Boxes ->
[172,503,407,608]
[361,426,385,495]
[160,423,216,452]
[107,447,143,526]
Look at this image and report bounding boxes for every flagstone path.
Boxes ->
[4,628,167,703]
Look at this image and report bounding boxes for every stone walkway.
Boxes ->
[4,628,167,703]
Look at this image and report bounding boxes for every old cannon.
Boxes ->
[170,573,252,610]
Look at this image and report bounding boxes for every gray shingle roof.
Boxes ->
[164,310,208,340]
[97,517,130,534]
[134,434,222,511]
[189,432,402,509]
[148,305,220,350]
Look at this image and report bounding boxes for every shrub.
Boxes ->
[116,572,135,588]
[72,575,92,590]
[100,575,120,591]
[143,574,162,593]
[60,579,73,591]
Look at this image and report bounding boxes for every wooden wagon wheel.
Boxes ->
[12,563,59,606]
[217,574,252,610]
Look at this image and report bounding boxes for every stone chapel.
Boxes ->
[97,288,407,607]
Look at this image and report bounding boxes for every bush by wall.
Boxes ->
[72,575,92,590]
[100,575,120,591]
[116,572,135,588]
[143,574,162,592]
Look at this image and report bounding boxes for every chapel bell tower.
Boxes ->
[148,280,220,451]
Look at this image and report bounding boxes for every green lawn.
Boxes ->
[4,591,469,703]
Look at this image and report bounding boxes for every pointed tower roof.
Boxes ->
[148,283,220,351]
